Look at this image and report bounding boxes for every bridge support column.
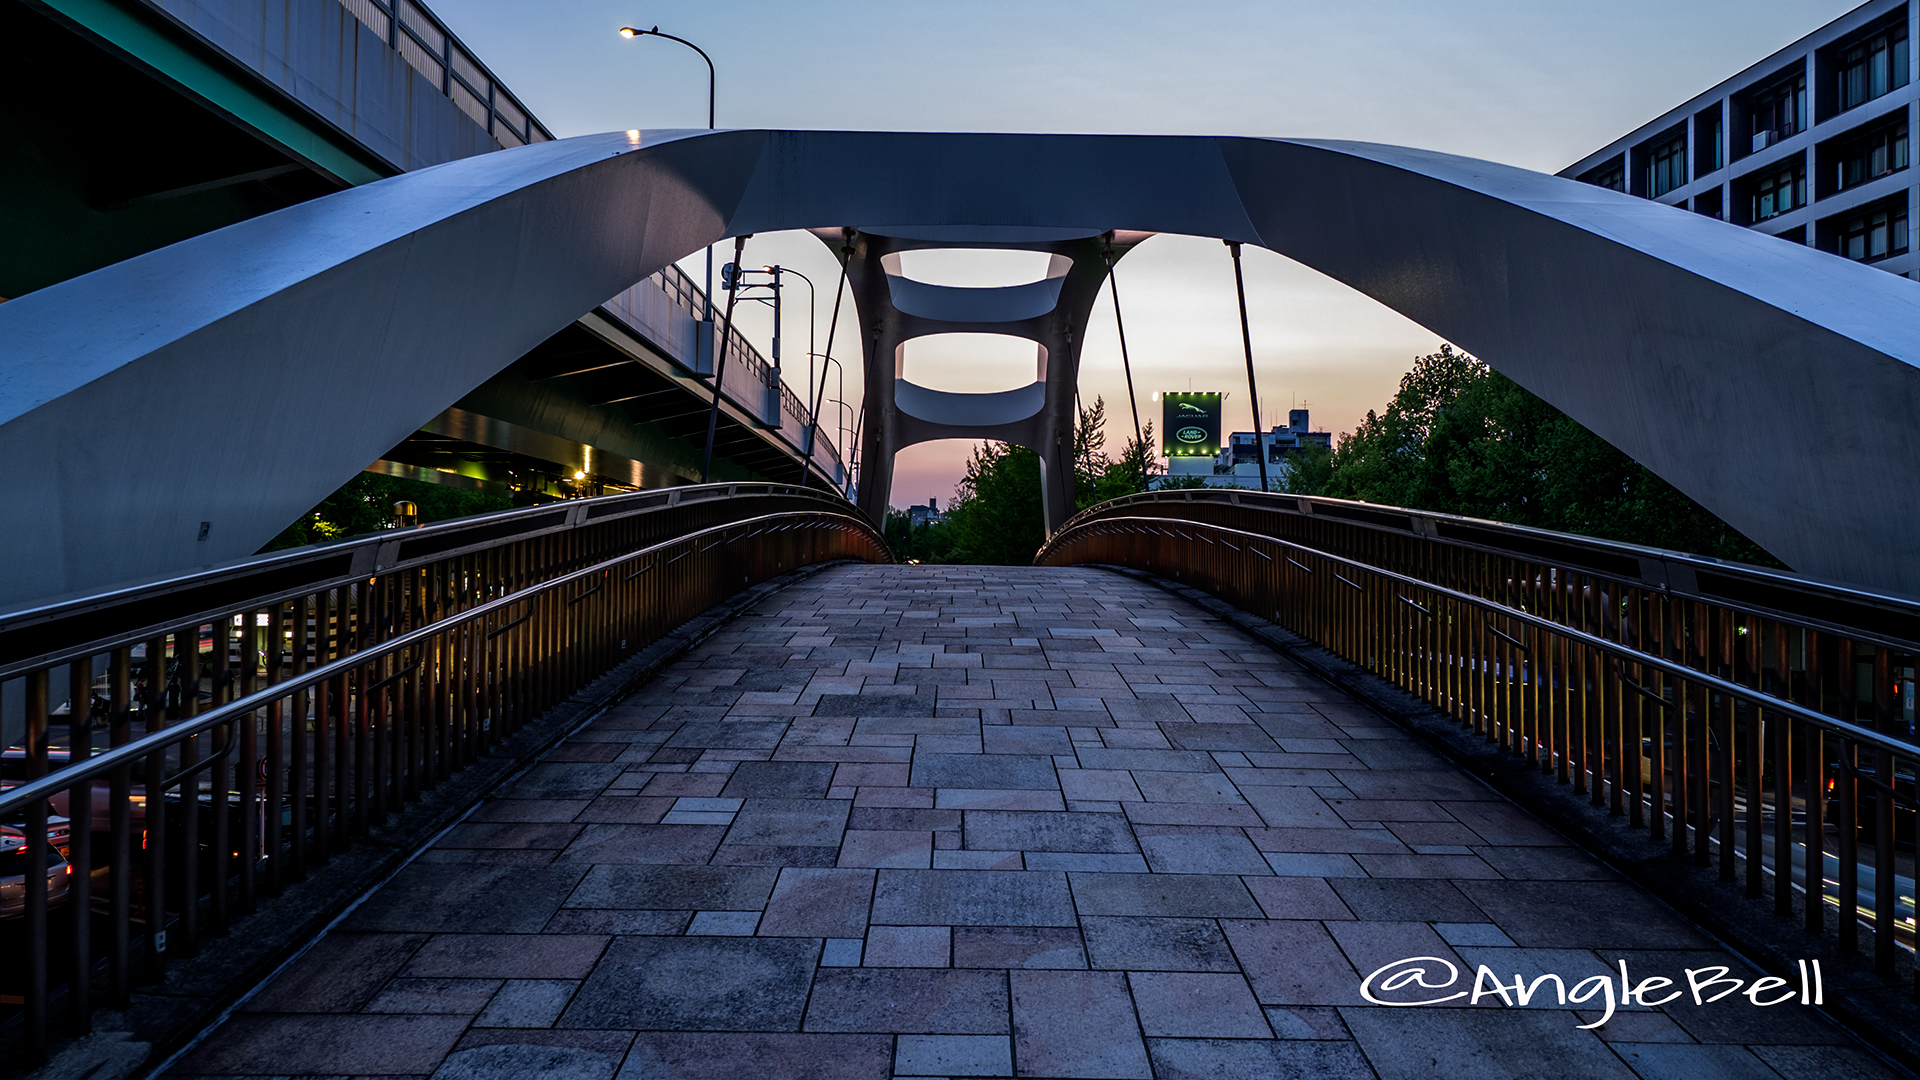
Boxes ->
[823,227,1143,534]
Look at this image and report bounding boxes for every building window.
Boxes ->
[1579,156,1625,192]
[1693,187,1724,220]
[1834,119,1910,192]
[1831,202,1910,262]
[1751,161,1807,221]
[1646,132,1688,197]
[1748,72,1807,153]
[1837,21,1910,113]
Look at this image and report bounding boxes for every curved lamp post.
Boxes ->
[618,26,716,320]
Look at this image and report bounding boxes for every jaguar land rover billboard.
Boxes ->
[1161,392,1222,457]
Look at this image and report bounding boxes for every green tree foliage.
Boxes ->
[942,441,1047,564]
[883,509,957,564]
[1297,345,1779,565]
[265,473,511,552]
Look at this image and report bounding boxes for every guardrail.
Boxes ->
[1039,489,1918,987]
[601,263,847,485]
[0,483,887,1064]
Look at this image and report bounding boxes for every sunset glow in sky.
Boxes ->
[430,0,1857,507]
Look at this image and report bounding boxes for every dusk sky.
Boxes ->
[432,0,1857,508]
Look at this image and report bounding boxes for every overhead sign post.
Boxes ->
[1162,392,1223,458]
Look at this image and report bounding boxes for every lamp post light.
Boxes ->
[617,25,717,322]
[810,351,845,458]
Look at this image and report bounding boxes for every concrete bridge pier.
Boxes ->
[825,227,1146,530]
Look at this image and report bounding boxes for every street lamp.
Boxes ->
[617,25,717,321]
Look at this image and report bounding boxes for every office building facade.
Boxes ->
[1562,0,1917,280]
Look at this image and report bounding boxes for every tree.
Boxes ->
[1096,420,1159,503]
[1316,345,1780,566]
[941,441,1047,565]
[1073,396,1109,510]
[265,473,511,551]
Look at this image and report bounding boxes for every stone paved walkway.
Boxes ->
[170,565,1902,1080]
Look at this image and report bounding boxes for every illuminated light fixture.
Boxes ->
[617,26,642,38]
[573,470,587,480]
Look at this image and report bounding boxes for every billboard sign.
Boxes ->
[1161,392,1222,457]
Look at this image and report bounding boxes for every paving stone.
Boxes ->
[934,788,1067,810]
[1244,876,1356,920]
[556,823,727,865]
[863,924,951,967]
[687,910,761,934]
[893,1033,1013,1077]
[804,968,1010,1033]
[1146,1037,1376,1080]
[544,909,691,935]
[1262,1005,1352,1039]
[1222,919,1362,1005]
[962,809,1137,853]
[1081,916,1239,971]
[664,721,791,748]
[1240,784,1347,827]
[719,760,836,798]
[345,864,588,933]
[566,865,778,911]
[1340,1005,1638,1080]
[849,806,962,832]
[1067,872,1261,917]
[871,868,1078,926]
[503,763,627,800]
[821,937,863,966]
[1009,970,1151,1079]
[723,798,850,847]
[1127,972,1270,1037]
[1138,829,1272,874]
[619,1032,892,1080]
[815,693,936,717]
[1158,723,1281,753]
[910,752,1059,790]
[403,934,609,979]
[241,932,426,1012]
[1074,748,1220,772]
[366,977,503,1014]
[560,936,816,1030]
[1129,770,1245,804]
[951,926,1087,969]
[1331,877,1488,922]
[981,725,1073,755]
[1748,1044,1911,1080]
[1457,882,1710,949]
[576,796,674,824]
[473,979,579,1028]
[837,828,933,868]
[1246,826,1408,854]
[172,1014,471,1075]
[758,867,876,937]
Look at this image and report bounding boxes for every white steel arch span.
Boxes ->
[2,128,1918,608]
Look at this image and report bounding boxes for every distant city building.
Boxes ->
[1562,0,1917,281]
[1158,408,1331,491]
[906,497,943,528]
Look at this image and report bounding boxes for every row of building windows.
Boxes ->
[1588,12,1913,200]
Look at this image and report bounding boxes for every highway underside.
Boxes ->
[167,565,1894,1080]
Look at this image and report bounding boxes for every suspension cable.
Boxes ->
[1104,237,1144,452]
[801,234,854,488]
[1226,240,1269,493]
[700,234,749,483]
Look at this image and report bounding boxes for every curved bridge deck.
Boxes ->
[169,565,1894,1080]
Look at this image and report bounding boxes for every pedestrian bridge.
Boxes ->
[144,561,1897,1080]
[4,484,1919,1078]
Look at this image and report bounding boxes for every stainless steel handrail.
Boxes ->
[0,508,866,819]
[1051,516,1918,760]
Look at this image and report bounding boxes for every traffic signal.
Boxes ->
[721,262,738,291]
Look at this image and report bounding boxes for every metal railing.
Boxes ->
[601,263,846,483]
[332,0,554,147]
[0,483,887,1064]
[1040,489,1918,985]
